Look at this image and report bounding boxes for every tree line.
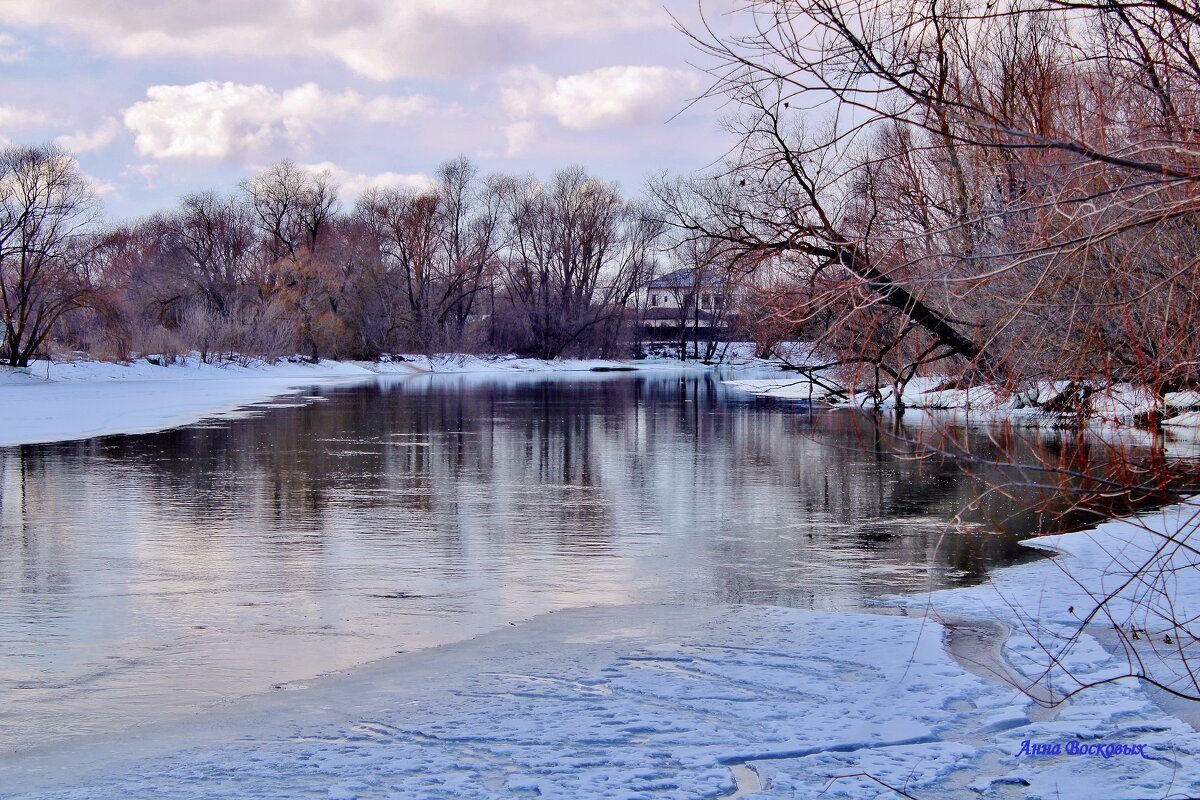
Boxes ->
[0,151,665,367]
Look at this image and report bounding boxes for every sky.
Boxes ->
[0,0,738,221]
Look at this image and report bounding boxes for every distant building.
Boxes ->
[641,267,740,338]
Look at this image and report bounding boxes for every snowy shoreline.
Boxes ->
[0,354,714,448]
[3,501,1199,798]
[724,374,1200,460]
[9,352,1197,451]
[724,374,1200,429]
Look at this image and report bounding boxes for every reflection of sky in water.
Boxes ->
[0,370,1146,752]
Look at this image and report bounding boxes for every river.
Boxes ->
[0,368,1141,754]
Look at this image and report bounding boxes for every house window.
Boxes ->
[650,294,657,307]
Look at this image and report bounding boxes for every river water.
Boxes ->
[0,368,1131,753]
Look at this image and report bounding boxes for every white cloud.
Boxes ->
[0,32,29,63]
[300,162,434,202]
[502,65,699,130]
[123,81,430,160]
[121,162,159,189]
[504,121,537,157]
[82,171,118,198]
[0,104,50,130]
[0,1,663,80]
[56,117,121,153]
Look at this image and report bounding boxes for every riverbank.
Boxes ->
[724,374,1200,429]
[0,354,725,447]
[2,500,1198,799]
[15,351,1197,450]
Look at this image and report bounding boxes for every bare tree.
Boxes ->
[159,192,257,319]
[658,0,1200,409]
[0,144,99,366]
[435,156,504,338]
[243,161,341,361]
[243,160,338,262]
[355,158,502,353]
[498,168,660,359]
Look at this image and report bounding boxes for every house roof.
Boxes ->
[647,267,730,290]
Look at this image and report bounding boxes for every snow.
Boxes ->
[722,377,840,403]
[876,501,1200,798]
[0,357,379,447]
[891,502,1200,706]
[4,502,1200,798]
[724,374,1200,432]
[0,354,709,448]
[1166,410,1200,428]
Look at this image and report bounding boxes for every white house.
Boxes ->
[641,268,738,332]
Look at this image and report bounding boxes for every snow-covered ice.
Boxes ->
[890,502,1200,709]
[4,503,1200,798]
[0,605,1082,799]
[0,357,379,447]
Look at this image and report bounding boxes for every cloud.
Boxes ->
[82,171,118,198]
[56,117,121,153]
[0,32,29,63]
[58,154,119,198]
[503,121,537,157]
[123,81,430,160]
[0,1,664,80]
[0,104,50,130]
[502,65,699,131]
[300,162,434,202]
[120,162,159,189]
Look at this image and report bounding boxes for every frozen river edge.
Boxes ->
[3,506,1199,799]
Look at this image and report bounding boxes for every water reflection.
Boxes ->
[0,370,1152,752]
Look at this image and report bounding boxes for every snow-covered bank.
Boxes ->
[371,353,714,375]
[0,354,712,447]
[890,501,1200,713]
[4,502,1200,799]
[725,375,1200,429]
[0,358,380,447]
